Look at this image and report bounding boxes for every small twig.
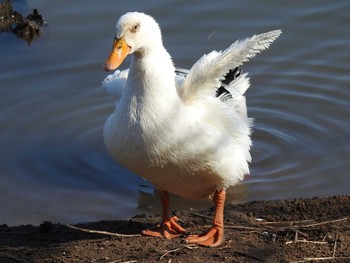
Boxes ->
[290,257,350,263]
[294,229,309,237]
[159,245,198,260]
[194,224,270,231]
[264,218,347,233]
[297,239,328,244]
[259,218,347,230]
[322,234,329,242]
[107,260,137,263]
[294,230,298,243]
[218,245,231,250]
[297,218,347,229]
[186,212,346,232]
[225,225,268,231]
[285,229,327,245]
[259,219,314,225]
[159,248,182,261]
[303,256,350,261]
[332,239,337,258]
[66,224,141,237]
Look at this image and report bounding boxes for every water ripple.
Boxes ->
[1,0,350,225]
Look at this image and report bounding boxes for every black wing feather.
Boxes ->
[175,66,243,102]
[215,67,243,101]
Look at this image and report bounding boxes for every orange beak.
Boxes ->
[104,36,130,72]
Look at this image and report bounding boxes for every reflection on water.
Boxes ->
[0,1,349,226]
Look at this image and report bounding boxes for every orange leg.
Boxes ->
[142,190,186,239]
[186,189,225,247]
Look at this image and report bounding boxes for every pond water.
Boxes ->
[1,0,349,226]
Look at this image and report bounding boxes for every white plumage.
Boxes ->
[103,12,280,198]
[102,12,281,246]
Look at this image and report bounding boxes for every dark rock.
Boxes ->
[0,0,46,44]
[38,221,55,233]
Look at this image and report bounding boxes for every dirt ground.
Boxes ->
[0,195,349,263]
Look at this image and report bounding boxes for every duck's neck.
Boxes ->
[126,46,178,100]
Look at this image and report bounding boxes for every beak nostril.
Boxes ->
[104,36,130,71]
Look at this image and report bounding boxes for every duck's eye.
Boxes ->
[130,23,140,33]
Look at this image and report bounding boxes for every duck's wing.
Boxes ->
[102,69,129,102]
[178,30,282,102]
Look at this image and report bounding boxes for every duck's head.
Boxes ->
[104,12,162,72]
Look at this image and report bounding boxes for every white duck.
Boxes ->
[103,12,281,247]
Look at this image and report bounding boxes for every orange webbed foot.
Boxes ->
[186,225,224,247]
[142,216,186,240]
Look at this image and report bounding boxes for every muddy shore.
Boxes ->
[0,195,349,262]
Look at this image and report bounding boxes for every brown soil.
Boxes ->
[0,195,349,263]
